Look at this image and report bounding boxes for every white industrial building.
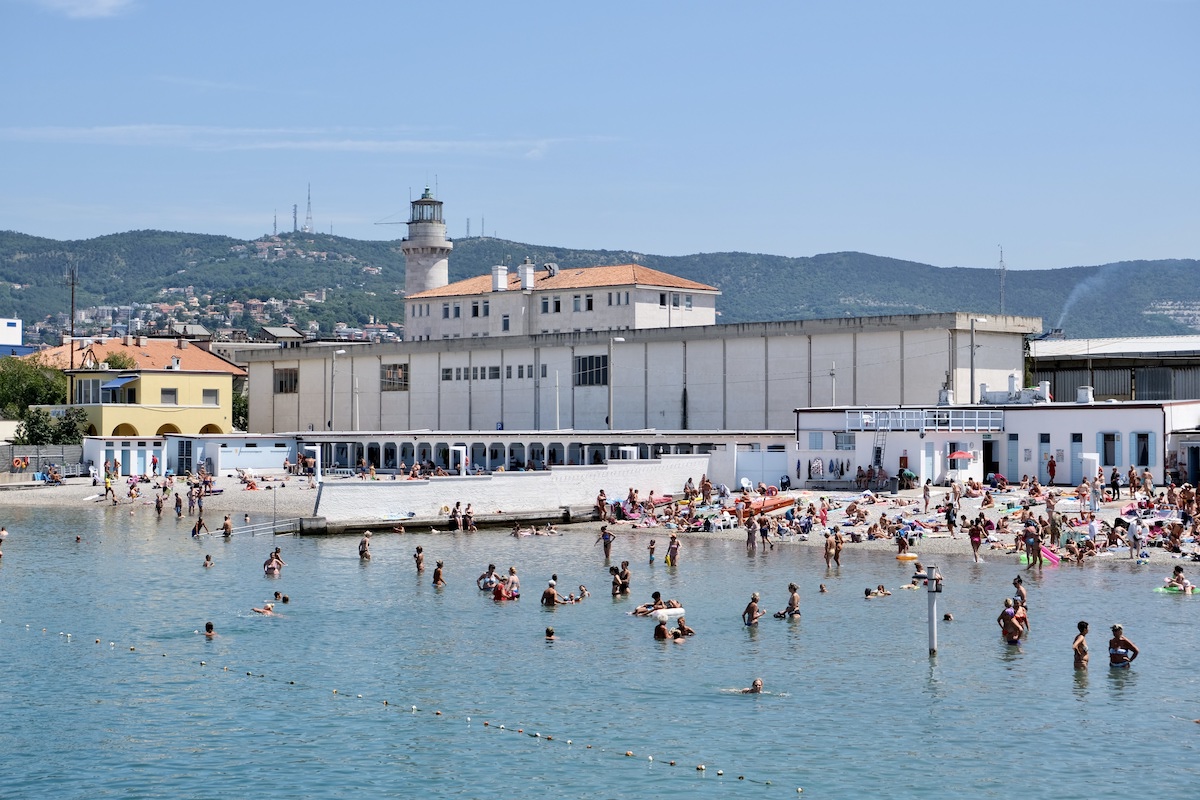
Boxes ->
[792,380,1200,490]
[241,311,1040,435]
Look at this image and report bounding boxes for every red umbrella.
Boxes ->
[948,450,972,460]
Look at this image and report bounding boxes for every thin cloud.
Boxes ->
[0,124,571,156]
[31,0,134,18]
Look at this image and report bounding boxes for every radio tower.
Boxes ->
[997,245,1007,314]
[302,184,313,233]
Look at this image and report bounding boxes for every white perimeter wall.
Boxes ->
[315,454,709,525]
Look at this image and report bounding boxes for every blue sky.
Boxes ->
[2,0,1196,270]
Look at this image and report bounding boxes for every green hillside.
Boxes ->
[0,228,1196,339]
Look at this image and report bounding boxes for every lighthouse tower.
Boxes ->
[400,187,453,296]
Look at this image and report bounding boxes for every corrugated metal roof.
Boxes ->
[1030,335,1200,359]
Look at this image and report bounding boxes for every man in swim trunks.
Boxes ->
[541,580,566,606]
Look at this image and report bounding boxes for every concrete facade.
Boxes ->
[793,397,1200,489]
[314,453,710,525]
[242,312,1041,435]
[404,260,719,341]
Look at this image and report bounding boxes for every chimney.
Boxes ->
[177,338,189,349]
[170,356,181,370]
[61,333,71,347]
[1008,373,1019,394]
[123,334,133,346]
[519,257,536,291]
[491,265,508,292]
[1076,386,1094,404]
[137,335,148,347]
[1039,380,1052,401]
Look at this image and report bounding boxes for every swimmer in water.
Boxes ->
[203,554,213,568]
[545,627,556,640]
[204,621,216,638]
[1108,624,1138,667]
[1073,621,1089,669]
[742,678,764,694]
[675,616,695,637]
[413,546,424,573]
[775,582,801,618]
[819,584,828,593]
[358,531,372,560]
[742,592,765,626]
[432,560,446,587]
[578,584,590,599]
[252,603,275,615]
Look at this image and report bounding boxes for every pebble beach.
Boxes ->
[3,473,1195,568]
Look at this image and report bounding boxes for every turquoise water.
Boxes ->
[1,506,1197,798]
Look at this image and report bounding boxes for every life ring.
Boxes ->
[12,458,21,469]
[896,553,919,561]
[766,485,779,496]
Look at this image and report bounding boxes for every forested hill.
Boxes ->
[0,228,1197,340]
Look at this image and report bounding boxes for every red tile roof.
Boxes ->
[37,338,246,376]
[406,263,718,299]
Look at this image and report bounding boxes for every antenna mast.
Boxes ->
[303,184,313,233]
[997,245,1006,314]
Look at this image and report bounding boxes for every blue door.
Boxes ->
[923,442,934,484]
[1006,434,1019,482]
[1038,434,1051,484]
[1070,434,1083,485]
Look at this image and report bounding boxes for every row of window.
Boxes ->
[660,293,694,310]
[441,364,547,382]
[74,378,218,406]
[275,365,410,394]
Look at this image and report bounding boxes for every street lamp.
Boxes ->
[607,336,625,431]
[969,318,987,404]
[329,349,346,430]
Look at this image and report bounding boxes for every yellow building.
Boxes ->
[35,336,246,436]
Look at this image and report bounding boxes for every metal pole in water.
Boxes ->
[916,563,941,655]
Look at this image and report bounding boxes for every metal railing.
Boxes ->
[844,408,1005,432]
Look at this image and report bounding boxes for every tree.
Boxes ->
[232,388,248,431]
[13,408,55,445]
[52,406,89,445]
[103,352,139,370]
[0,355,67,420]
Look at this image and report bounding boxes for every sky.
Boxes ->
[2,0,1197,270]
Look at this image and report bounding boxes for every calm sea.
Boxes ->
[0,505,1196,798]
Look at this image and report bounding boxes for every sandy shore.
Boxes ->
[3,475,1194,569]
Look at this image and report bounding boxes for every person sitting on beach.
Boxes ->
[981,491,995,509]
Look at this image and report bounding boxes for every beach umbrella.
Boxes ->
[948,450,972,460]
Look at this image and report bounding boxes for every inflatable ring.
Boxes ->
[13,458,21,469]
[896,553,918,561]
[766,485,779,496]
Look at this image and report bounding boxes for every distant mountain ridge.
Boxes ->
[0,228,1196,340]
